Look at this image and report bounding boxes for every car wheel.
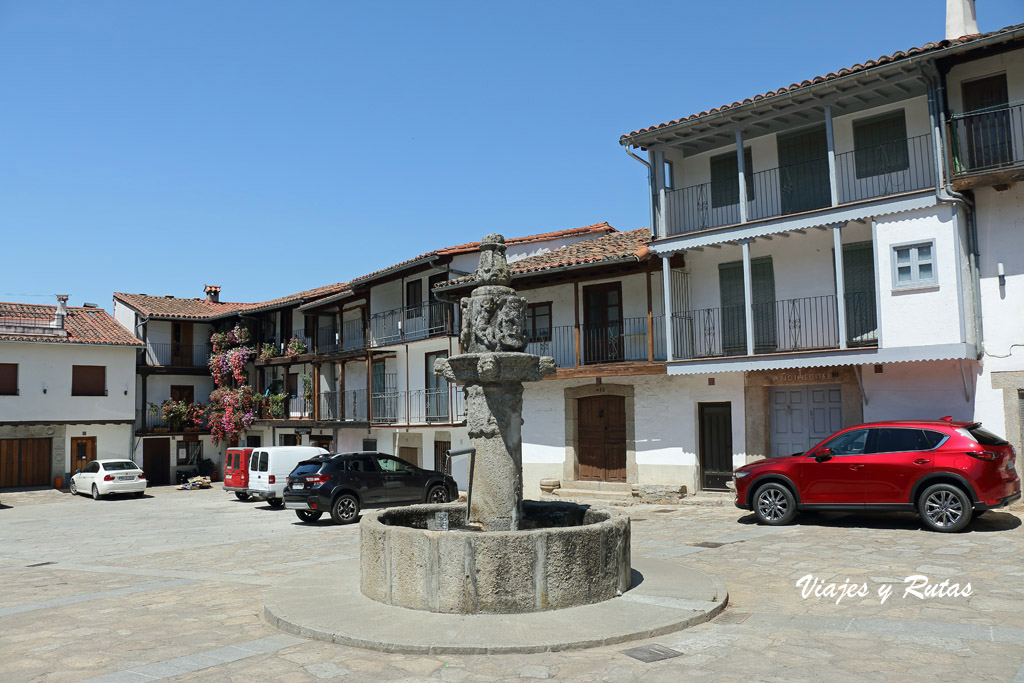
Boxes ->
[296,510,323,523]
[427,485,449,504]
[70,479,78,496]
[234,492,250,501]
[331,494,359,524]
[267,498,284,508]
[92,485,101,501]
[918,483,972,532]
[753,482,797,526]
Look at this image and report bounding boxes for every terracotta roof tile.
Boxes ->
[620,23,1024,144]
[0,302,142,346]
[436,228,651,289]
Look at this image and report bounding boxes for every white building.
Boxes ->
[611,10,1024,496]
[0,297,141,489]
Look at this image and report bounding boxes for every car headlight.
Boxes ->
[733,471,750,479]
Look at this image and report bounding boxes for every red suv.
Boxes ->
[734,418,1020,532]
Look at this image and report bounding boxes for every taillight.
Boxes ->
[967,450,999,461]
[305,475,331,484]
[103,474,114,481]
[269,475,276,484]
[138,473,146,479]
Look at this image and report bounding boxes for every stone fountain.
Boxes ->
[359,234,631,613]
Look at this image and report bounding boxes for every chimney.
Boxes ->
[54,294,69,329]
[946,0,979,40]
[204,285,221,303]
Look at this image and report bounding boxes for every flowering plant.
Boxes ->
[286,337,307,357]
[208,346,254,386]
[257,343,278,362]
[160,399,205,431]
[301,373,313,402]
[226,324,250,346]
[268,392,288,418]
[207,387,260,444]
[210,331,230,354]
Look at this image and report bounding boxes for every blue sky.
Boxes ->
[2,1,1021,311]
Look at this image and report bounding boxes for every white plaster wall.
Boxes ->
[0,342,136,422]
[861,360,975,422]
[875,204,964,348]
[343,359,367,394]
[946,48,1024,114]
[370,281,402,317]
[112,302,137,336]
[66,423,134,464]
[144,320,213,348]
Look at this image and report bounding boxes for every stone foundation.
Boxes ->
[360,501,631,614]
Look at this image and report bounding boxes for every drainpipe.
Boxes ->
[924,64,984,359]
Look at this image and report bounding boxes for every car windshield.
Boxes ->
[101,461,139,471]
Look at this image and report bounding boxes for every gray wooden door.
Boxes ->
[777,126,830,214]
[841,242,877,345]
[771,384,842,458]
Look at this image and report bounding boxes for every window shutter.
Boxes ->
[71,365,105,396]
[0,364,16,395]
[710,149,754,208]
[853,111,909,178]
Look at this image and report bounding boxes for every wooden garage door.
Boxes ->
[142,438,171,486]
[0,439,52,488]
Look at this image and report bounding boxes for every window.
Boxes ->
[170,385,195,403]
[0,363,17,395]
[892,241,936,289]
[287,373,298,398]
[280,433,299,446]
[663,160,674,190]
[177,440,202,465]
[85,461,100,474]
[710,148,754,208]
[824,429,869,456]
[71,365,106,396]
[406,279,423,316]
[375,455,411,472]
[853,110,909,179]
[251,451,268,472]
[362,438,377,451]
[246,435,261,447]
[525,302,552,343]
[871,428,935,453]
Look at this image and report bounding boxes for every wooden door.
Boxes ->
[171,322,193,366]
[698,403,733,490]
[962,74,1011,170]
[142,438,171,486]
[434,440,451,473]
[582,283,624,364]
[399,446,419,467]
[777,126,830,214]
[0,439,51,488]
[577,395,627,482]
[69,437,96,477]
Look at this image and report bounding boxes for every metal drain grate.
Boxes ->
[714,610,752,624]
[620,644,683,662]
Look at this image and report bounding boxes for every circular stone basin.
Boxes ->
[360,500,631,614]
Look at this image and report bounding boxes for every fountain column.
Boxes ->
[435,234,554,532]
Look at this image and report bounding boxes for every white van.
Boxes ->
[247,446,329,507]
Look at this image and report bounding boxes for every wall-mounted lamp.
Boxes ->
[998,262,1006,287]
[42,382,47,394]
[123,385,129,396]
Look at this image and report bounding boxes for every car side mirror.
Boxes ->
[813,448,833,462]
[76,469,81,474]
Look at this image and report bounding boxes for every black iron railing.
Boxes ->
[950,101,1024,175]
[836,134,935,203]
[318,390,339,421]
[340,389,368,422]
[845,290,878,346]
[134,408,208,433]
[317,326,339,354]
[341,318,366,352]
[142,343,211,367]
[369,301,456,347]
[525,325,576,367]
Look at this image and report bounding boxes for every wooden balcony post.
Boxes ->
[825,106,839,206]
[833,223,848,350]
[573,282,581,366]
[741,239,755,356]
[646,263,654,362]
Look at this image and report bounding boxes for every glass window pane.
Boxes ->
[918,263,933,280]
[917,245,931,261]
[897,266,912,282]
[896,249,911,265]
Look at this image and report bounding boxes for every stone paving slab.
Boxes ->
[264,558,727,654]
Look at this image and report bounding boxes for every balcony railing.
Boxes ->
[671,294,877,360]
[134,408,208,433]
[949,101,1024,176]
[342,318,367,352]
[664,134,935,236]
[368,387,465,426]
[141,343,211,368]
[317,326,339,354]
[525,325,576,367]
[524,317,668,368]
[369,301,456,347]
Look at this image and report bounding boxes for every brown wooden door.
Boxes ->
[171,322,193,366]
[399,446,419,466]
[69,437,96,477]
[142,438,171,486]
[434,440,451,473]
[699,402,733,490]
[577,395,626,482]
[582,283,624,364]
[0,439,51,488]
[962,74,1011,170]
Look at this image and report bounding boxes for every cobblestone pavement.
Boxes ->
[1,486,1023,682]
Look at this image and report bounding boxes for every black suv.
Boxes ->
[283,451,458,524]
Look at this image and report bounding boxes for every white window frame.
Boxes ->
[891,240,937,290]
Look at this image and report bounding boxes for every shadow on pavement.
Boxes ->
[736,509,1021,532]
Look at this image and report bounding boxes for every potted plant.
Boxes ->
[257,343,278,362]
[286,337,307,357]
[269,393,287,419]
